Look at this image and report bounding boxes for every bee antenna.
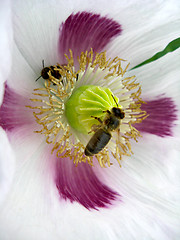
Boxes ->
[42,59,45,68]
[35,75,42,81]
[111,94,118,107]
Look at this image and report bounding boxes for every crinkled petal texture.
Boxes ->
[0,0,180,240]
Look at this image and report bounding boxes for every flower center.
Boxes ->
[65,85,121,134]
[27,49,147,167]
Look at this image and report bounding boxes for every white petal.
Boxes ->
[12,0,69,73]
[96,135,180,239]
[130,47,180,124]
[130,48,180,100]
[0,0,13,104]
[129,48,180,139]
[0,127,15,205]
[108,18,180,68]
[0,126,112,240]
[0,127,60,240]
[106,0,180,66]
[7,43,40,96]
[12,0,180,71]
[1,127,180,239]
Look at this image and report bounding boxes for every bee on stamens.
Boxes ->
[36,60,79,84]
[35,60,62,84]
[84,95,125,156]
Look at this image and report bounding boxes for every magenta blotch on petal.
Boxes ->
[0,84,34,131]
[55,158,119,210]
[136,96,177,137]
[58,11,122,63]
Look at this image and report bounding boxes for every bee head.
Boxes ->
[41,67,51,79]
[112,107,125,119]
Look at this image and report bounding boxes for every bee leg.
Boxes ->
[103,110,111,115]
[76,74,79,81]
[91,116,102,123]
[88,124,101,134]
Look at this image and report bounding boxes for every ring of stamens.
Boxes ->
[27,49,147,167]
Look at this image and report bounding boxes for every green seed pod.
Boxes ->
[65,85,121,134]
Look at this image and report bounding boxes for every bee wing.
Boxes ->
[85,128,111,156]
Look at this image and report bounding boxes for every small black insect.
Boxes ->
[84,95,125,156]
[36,60,79,84]
[35,60,62,84]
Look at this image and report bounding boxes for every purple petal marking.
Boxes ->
[55,158,119,210]
[0,84,34,131]
[136,96,178,137]
[58,11,122,63]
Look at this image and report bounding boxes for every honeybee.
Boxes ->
[84,95,125,156]
[36,60,79,83]
[35,60,62,83]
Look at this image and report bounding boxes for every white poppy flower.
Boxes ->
[0,0,180,240]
